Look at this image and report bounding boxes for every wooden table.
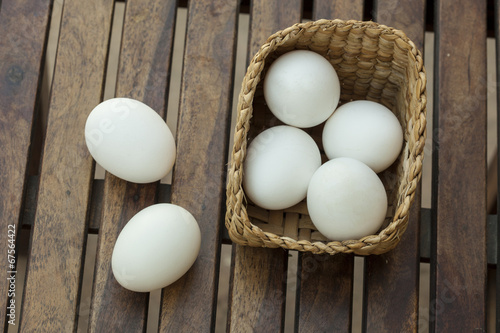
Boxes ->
[0,0,494,332]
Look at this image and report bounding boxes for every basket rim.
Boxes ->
[225,18,427,256]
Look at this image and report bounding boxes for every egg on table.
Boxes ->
[263,50,340,128]
[112,203,201,293]
[243,125,321,210]
[307,157,387,241]
[85,97,176,183]
[322,100,403,173]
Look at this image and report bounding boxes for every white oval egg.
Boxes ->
[85,98,176,183]
[112,203,201,292]
[263,50,340,128]
[322,100,403,173]
[307,157,387,241]
[244,125,321,210]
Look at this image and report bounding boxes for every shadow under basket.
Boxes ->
[225,19,427,256]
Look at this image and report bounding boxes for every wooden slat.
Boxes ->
[88,0,177,331]
[246,0,303,63]
[363,193,422,331]
[362,1,425,332]
[226,1,301,332]
[431,0,487,332]
[89,179,154,331]
[296,253,354,332]
[0,0,52,329]
[158,1,238,331]
[227,246,288,332]
[374,0,426,51]
[293,4,362,333]
[19,0,115,331]
[312,0,363,21]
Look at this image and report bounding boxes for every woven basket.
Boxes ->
[225,19,427,255]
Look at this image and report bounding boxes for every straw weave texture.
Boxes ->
[225,19,427,255]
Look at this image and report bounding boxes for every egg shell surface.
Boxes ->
[307,157,387,241]
[111,203,201,293]
[85,98,176,183]
[263,50,341,128]
[243,125,322,210]
[322,100,403,173]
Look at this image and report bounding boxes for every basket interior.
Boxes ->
[241,23,421,244]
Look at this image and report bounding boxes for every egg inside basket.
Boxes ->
[225,19,427,255]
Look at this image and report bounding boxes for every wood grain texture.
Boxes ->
[374,0,425,51]
[226,1,301,332]
[362,1,425,332]
[296,254,354,333]
[312,0,363,21]
[19,0,114,331]
[0,0,52,329]
[158,1,238,331]
[431,0,487,331]
[247,0,302,63]
[89,178,154,332]
[363,189,422,333]
[227,247,288,333]
[293,4,362,332]
[88,0,177,331]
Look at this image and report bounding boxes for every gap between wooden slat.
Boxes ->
[352,256,365,333]
[284,251,299,333]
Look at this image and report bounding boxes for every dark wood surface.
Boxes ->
[227,246,288,332]
[432,0,488,332]
[296,253,354,332]
[0,0,495,331]
[313,0,363,21]
[0,0,52,330]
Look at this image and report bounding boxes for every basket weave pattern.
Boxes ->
[225,19,427,255]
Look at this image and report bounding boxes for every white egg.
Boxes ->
[244,125,321,210]
[322,100,403,173]
[263,50,340,128]
[85,98,176,183]
[112,203,201,292]
[307,158,387,241]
